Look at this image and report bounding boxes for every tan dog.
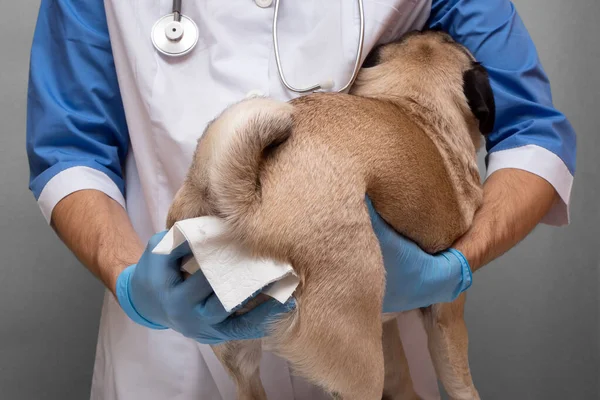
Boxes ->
[166,30,495,400]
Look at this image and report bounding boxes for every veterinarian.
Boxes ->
[26,1,576,399]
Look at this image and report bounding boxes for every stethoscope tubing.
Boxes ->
[154,0,366,93]
[272,0,365,93]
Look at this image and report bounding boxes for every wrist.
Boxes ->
[102,264,126,297]
[446,248,473,295]
[97,242,145,297]
[451,241,481,272]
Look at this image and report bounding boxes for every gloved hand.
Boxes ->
[115,231,296,344]
[366,197,472,313]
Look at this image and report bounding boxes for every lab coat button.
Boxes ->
[255,0,273,8]
[246,89,265,98]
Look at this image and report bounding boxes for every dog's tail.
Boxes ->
[208,97,294,224]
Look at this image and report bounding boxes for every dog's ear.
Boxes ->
[463,62,496,135]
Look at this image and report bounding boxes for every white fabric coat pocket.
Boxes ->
[361,0,432,45]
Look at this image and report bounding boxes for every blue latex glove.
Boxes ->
[366,198,472,313]
[115,231,296,344]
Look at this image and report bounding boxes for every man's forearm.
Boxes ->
[453,168,559,272]
[51,189,145,295]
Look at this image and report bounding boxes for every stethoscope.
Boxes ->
[151,0,365,93]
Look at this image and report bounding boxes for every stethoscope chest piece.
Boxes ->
[152,13,199,57]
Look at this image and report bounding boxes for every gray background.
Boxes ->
[0,0,598,399]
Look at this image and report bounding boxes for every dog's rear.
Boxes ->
[167,31,494,400]
[169,96,388,399]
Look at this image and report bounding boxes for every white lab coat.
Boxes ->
[89,0,442,398]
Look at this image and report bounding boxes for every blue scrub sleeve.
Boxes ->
[26,0,129,223]
[428,0,577,225]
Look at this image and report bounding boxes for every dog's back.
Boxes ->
[287,93,480,253]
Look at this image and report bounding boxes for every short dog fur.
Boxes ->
[166,30,495,400]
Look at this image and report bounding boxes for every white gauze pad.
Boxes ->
[151,216,299,312]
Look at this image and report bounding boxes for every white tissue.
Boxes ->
[151,216,299,312]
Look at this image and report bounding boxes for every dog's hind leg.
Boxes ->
[269,235,387,400]
[422,294,479,400]
[211,341,268,400]
[381,318,420,400]
[278,315,385,400]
